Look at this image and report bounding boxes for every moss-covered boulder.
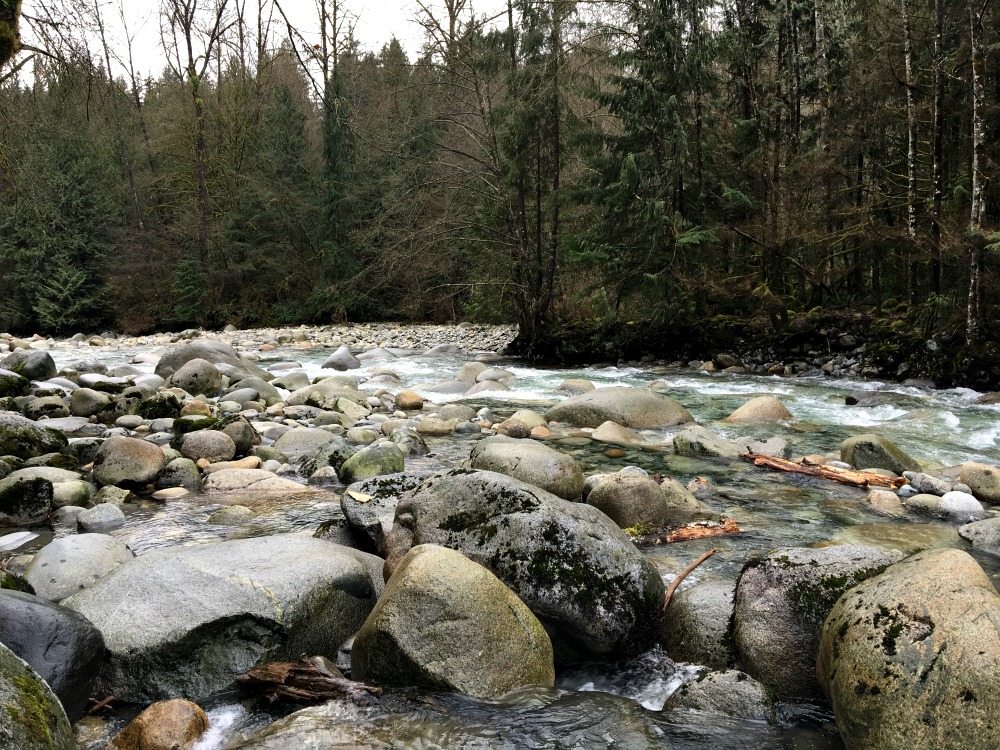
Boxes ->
[0,369,29,399]
[0,476,52,526]
[0,414,67,460]
[818,549,1000,750]
[732,545,903,701]
[136,392,182,420]
[0,640,75,750]
[337,442,405,485]
[840,434,920,474]
[383,469,665,663]
[661,579,737,670]
[353,544,554,699]
[0,350,56,382]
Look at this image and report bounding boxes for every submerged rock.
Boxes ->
[109,699,209,750]
[665,669,775,723]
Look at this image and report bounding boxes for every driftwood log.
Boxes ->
[237,657,382,707]
[634,517,743,547]
[739,452,909,489]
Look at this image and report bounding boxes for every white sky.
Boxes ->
[22,0,509,82]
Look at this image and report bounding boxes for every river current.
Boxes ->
[16,335,1000,749]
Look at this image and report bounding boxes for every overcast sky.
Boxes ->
[22,0,508,82]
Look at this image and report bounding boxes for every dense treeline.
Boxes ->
[0,0,996,355]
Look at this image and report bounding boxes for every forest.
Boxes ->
[0,0,997,361]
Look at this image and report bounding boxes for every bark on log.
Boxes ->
[237,656,382,707]
[739,452,908,489]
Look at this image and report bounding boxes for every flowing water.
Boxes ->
[20,338,1000,749]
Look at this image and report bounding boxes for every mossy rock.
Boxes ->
[0,415,67,460]
[0,477,53,527]
[0,371,29,399]
[0,640,75,750]
[137,393,182,420]
[170,417,219,448]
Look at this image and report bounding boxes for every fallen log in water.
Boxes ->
[237,656,382,707]
[633,517,743,547]
[739,452,909,489]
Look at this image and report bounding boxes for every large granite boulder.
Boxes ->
[661,580,737,670]
[960,461,1000,504]
[0,413,67,459]
[723,396,793,423]
[0,349,56,381]
[468,436,583,500]
[818,549,1000,750]
[383,469,665,662]
[167,358,223,396]
[732,545,903,701]
[63,535,382,702]
[0,590,105,721]
[353,545,554,699]
[154,340,269,382]
[545,387,693,429]
[340,472,430,554]
[0,640,75,749]
[25,534,134,602]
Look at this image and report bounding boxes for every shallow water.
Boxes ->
[26,337,1000,749]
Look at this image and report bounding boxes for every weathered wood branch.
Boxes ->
[663,549,718,613]
[237,657,382,707]
[739,452,908,489]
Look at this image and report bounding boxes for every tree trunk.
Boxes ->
[930,0,944,295]
[967,0,988,344]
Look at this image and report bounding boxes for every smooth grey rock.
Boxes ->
[321,345,361,371]
[63,535,381,702]
[155,457,202,492]
[0,589,105,722]
[1,349,56,381]
[959,516,1000,551]
[546,387,693,429]
[273,428,338,460]
[902,471,951,496]
[960,461,1000,503]
[92,436,165,488]
[661,580,737,670]
[723,396,793,423]
[353,544,554,699]
[203,469,305,492]
[732,545,903,701]
[77,503,125,533]
[665,669,775,723]
[180,430,236,463]
[338,442,405,485]
[341,472,430,553]
[903,491,984,521]
[25,534,134,602]
[840,434,919,474]
[207,505,256,525]
[69,388,112,418]
[469,436,583,500]
[229,377,282,407]
[167,358,224,396]
[155,341,269,382]
[51,480,93,508]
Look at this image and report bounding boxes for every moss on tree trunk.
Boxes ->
[0,0,21,69]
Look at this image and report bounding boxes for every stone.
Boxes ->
[958,516,1000,551]
[818,549,1000,750]
[840,434,919,475]
[219,417,256,456]
[557,379,595,394]
[136,393,182,421]
[591,421,645,445]
[902,471,951,496]
[0,368,29,398]
[545,387,693,429]
[25,534,134,602]
[321,345,361,371]
[959,461,1000,504]
[155,458,201,492]
[154,341,268,382]
[23,397,70,421]
[416,417,455,435]
[338,442,406,485]
[0,590,105,721]
[0,639,75,749]
[476,367,515,383]
[285,380,365,411]
[664,669,774,723]
[110,699,209,750]
[92,436,166,488]
[51,480,93,509]
[467,380,509,395]
[468,436,583,500]
[732,545,903,701]
[69,388,112,418]
[207,505,256,525]
[167,360,224,396]
[228,377,282,407]
[864,489,904,516]
[273,428,338,460]
[395,391,423,410]
[658,476,709,515]
[202,469,306,493]
[383,469,664,662]
[494,418,531,438]
[587,474,673,529]
[455,362,487,383]
[672,425,741,458]
[661,580,737,670]
[201,456,261,474]
[0,413,67,459]
[77,503,126,533]
[353,544,554,699]
[1,349,57,381]
[902,491,984,521]
[340,473,429,554]
[179,401,213,419]
[0,476,52,526]
[180,430,236,463]
[723,396,793,423]
[64,535,381,702]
